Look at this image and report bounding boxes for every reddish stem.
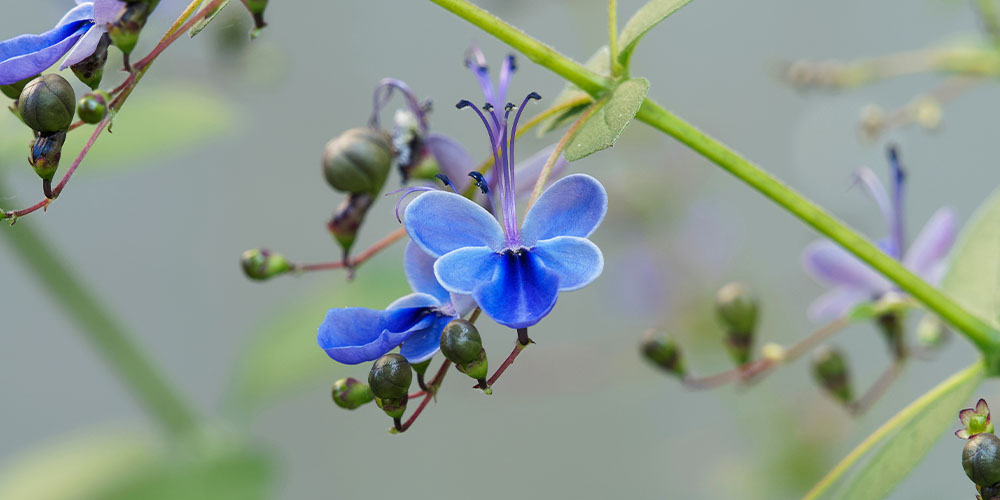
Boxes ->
[475,333,532,390]
[399,360,451,432]
[293,227,408,273]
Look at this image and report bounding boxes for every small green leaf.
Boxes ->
[564,77,649,162]
[846,293,912,322]
[941,187,1000,328]
[617,0,692,69]
[536,46,607,136]
[190,0,233,38]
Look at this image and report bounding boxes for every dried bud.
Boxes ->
[369,353,412,419]
[322,127,393,195]
[876,311,905,360]
[331,377,374,410]
[1,75,35,101]
[715,282,758,365]
[440,319,488,380]
[77,90,110,124]
[18,75,76,133]
[29,131,67,188]
[964,433,1000,487]
[327,193,374,260]
[640,331,685,377]
[812,345,852,405]
[240,248,291,281]
[109,2,154,57]
[71,33,111,90]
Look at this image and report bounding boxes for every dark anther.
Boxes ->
[421,99,433,113]
[483,102,494,112]
[434,174,452,187]
[526,91,541,100]
[468,172,490,194]
[506,54,517,71]
[456,99,474,109]
[505,102,515,112]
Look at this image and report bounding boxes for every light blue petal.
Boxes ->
[0,22,89,84]
[60,24,102,69]
[449,293,478,317]
[425,133,474,192]
[903,207,957,281]
[532,236,604,291]
[403,242,451,304]
[802,240,892,294]
[56,4,95,28]
[519,174,607,247]
[404,190,504,257]
[399,314,455,363]
[94,0,126,26]
[317,306,435,365]
[434,246,500,294]
[473,250,559,329]
[386,292,441,310]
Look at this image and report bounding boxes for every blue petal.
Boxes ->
[802,240,892,293]
[386,292,441,310]
[903,207,957,281]
[425,133,474,192]
[434,246,501,294]
[0,21,89,85]
[403,242,451,304]
[60,24,103,69]
[399,313,455,363]
[94,0,126,26]
[532,236,604,291]
[473,249,559,329]
[56,3,95,28]
[404,190,504,257]
[519,174,608,247]
[317,306,435,365]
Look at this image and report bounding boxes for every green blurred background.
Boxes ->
[1,0,998,498]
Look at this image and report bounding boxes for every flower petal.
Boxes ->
[386,292,441,310]
[807,287,871,322]
[513,144,569,199]
[472,250,559,329]
[94,0,126,26]
[956,429,970,439]
[404,190,504,257]
[977,398,990,415]
[56,3,95,28]
[403,242,451,304]
[903,207,957,281]
[399,314,455,363]
[519,174,607,246]
[0,22,89,84]
[60,24,103,69]
[317,306,435,365]
[802,240,892,293]
[434,246,500,295]
[425,133,474,192]
[960,408,977,427]
[531,236,603,291]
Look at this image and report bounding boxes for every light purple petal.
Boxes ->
[519,174,607,247]
[433,246,500,295]
[404,190,505,257]
[854,167,895,237]
[403,242,451,305]
[399,314,454,363]
[808,287,871,322]
[472,250,559,329]
[496,54,516,109]
[449,293,478,317]
[60,24,102,69]
[317,306,436,365]
[0,22,89,85]
[94,0,126,26]
[425,133,474,192]
[513,144,569,199]
[56,3,95,28]
[386,292,441,311]
[531,236,603,291]
[802,240,892,293]
[903,207,957,281]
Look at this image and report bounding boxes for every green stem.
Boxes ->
[608,0,622,76]
[427,0,1000,354]
[0,182,198,435]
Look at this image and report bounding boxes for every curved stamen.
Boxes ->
[498,106,517,240]
[370,79,428,132]
[887,145,906,259]
[435,174,459,194]
[387,186,435,222]
[457,99,506,215]
[507,92,542,207]
[469,171,497,213]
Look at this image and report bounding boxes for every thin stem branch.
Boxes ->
[399,360,451,432]
[291,227,407,274]
[847,361,903,416]
[608,0,621,76]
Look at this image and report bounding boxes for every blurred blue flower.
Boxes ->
[0,0,125,85]
[317,242,475,364]
[802,148,957,321]
[404,51,607,329]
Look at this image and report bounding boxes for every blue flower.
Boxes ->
[317,242,475,364]
[0,0,125,85]
[403,52,607,330]
[802,148,957,321]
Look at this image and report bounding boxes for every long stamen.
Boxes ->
[435,174,459,194]
[508,92,542,205]
[387,186,435,222]
[468,172,497,214]
[498,105,517,239]
[887,145,906,257]
[457,100,506,225]
[370,79,428,132]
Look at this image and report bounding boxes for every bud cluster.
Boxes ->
[959,400,1000,499]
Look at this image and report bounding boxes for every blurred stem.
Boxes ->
[428,0,1000,356]
[0,179,198,436]
[976,0,1000,47]
[608,0,622,76]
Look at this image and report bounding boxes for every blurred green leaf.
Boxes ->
[536,46,606,137]
[846,294,911,322]
[941,187,1000,328]
[617,0,692,69]
[226,263,410,414]
[564,77,649,162]
[0,429,158,500]
[190,0,233,38]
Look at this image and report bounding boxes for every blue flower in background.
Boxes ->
[404,52,607,330]
[317,242,475,364]
[0,0,125,85]
[802,147,957,321]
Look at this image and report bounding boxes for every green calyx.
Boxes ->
[331,377,375,410]
[640,331,685,377]
[327,193,374,258]
[715,282,759,336]
[18,74,76,133]
[109,2,155,55]
[440,319,488,380]
[1,75,36,101]
[375,396,407,419]
[77,90,111,124]
[240,248,291,281]
[812,345,852,404]
[71,33,111,90]
[322,127,393,195]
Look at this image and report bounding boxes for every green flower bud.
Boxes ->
[640,331,685,377]
[369,353,412,419]
[715,282,759,336]
[440,319,489,381]
[322,127,393,195]
[917,314,949,349]
[29,131,67,185]
[1,75,36,101]
[240,248,291,281]
[71,33,111,90]
[109,2,154,57]
[18,75,76,133]
[327,193,374,261]
[77,90,110,124]
[876,311,905,360]
[964,433,1000,487]
[331,377,374,410]
[812,345,852,404]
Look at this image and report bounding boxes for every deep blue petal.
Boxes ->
[532,236,604,291]
[403,242,451,304]
[0,21,89,85]
[404,190,504,257]
[317,306,435,365]
[386,292,441,310]
[519,174,607,246]
[473,249,559,329]
[434,246,500,295]
[399,313,456,363]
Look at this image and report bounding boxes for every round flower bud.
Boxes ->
[812,345,852,405]
[240,248,291,281]
[964,433,1000,487]
[331,377,374,410]
[368,353,412,400]
[640,331,685,377]
[440,319,488,380]
[916,314,949,349]
[18,75,76,133]
[321,127,393,195]
[1,75,36,101]
[77,90,110,124]
[715,282,759,336]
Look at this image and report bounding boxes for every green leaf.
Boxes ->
[941,187,1000,328]
[617,0,692,69]
[564,77,649,162]
[846,294,912,322]
[536,46,606,137]
[190,0,233,38]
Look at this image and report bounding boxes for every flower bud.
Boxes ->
[440,319,488,380]
[18,75,76,133]
[1,75,35,101]
[109,2,154,58]
[327,193,374,261]
[917,314,949,350]
[369,353,412,419]
[640,331,685,377]
[77,90,110,124]
[242,0,268,35]
[715,282,758,365]
[29,130,67,185]
[71,33,111,90]
[964,433,1000,487]
[322,127,393,195]
[812,345,852,405]
[877,311,905,360]
[240,248,291,281]
[331,377,374,410]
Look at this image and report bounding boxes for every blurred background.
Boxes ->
[1,0,999,498]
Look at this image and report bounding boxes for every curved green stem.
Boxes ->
[427,0,1000,355]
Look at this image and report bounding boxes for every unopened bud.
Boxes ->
[109,2,155,57]
[327,193,374,260]
[917,314,949,349]
[241,0,268,36]
[29,130,67,187]
[71,33,111,90]
[77,90,110,124]
[322,127,393,195]
[640,331,685,377]
[331,377,374,410]
[877,311,905,360]
[715,282,758,365]
[18,75,75,133]
[812,345,852,405]
[964,433,1000,487]
[240,248,291,281]
[369,353,412,419]
[440,319,488,381]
